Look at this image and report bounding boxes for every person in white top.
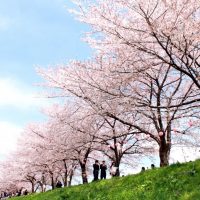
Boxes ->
[110,161,117,177]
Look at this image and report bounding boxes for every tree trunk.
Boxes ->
[41,173,46,192]
[31,181,35,193]
[81,170,88,184]
[159,142,170,167]
[80,163,88,184]
[68,169,74,186]
[63,160,68,187]
[113,137,121,177]
[37,181,45,192]
[41,184,45,192]
[64,174,68,187]
[115,162,120,177]
[50,173,55,190]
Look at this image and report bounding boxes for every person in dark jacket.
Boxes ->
[100,161,107,179]
[93,160,100,181]
[141,167,145,172]
[23,189,28,195]
[151,164,155,169]
[56,181,62,188]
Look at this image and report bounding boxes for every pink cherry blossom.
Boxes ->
[188,120,193,127]
[159,132,164,137]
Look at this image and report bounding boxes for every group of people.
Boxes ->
[0,161,157,198]
[93,160,118,181]
[0,189,28,199]
[141,164,156,172]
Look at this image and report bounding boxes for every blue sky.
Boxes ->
[0,0,91,158]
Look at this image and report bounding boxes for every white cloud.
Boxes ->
[0,78,50,109]
[0,78,55,160]
[0,121,22,158]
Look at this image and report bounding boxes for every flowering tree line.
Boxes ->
[1,0,200,195]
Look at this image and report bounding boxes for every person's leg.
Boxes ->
[96,170,99,180]
[94,170,98,180]
[100,173,103,180]
[101,172,106,179]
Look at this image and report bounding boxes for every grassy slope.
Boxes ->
[12,160,200,200]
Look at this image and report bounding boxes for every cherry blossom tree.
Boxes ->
[72,0,200,90]
[38,52,200,167]
[3,2,200,192]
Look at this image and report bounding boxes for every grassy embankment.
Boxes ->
[12,160,200,200]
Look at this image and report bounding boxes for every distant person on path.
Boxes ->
[93,160,100,181]
[23,189,28,195]
[56,181,62,188]
[151,164,155,169]
[100,161,107,179]
[17,188,22,196]
[141,167,145,172]
[110,161,117,177]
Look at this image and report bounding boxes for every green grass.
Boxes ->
[12,160,200,200]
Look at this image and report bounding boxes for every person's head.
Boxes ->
[102,160,105,164]
[95,160,99,164]
[141,167,145,171]
[151,164,155,169]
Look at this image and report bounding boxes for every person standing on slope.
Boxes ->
[100,161,107,179]
[93,160,100,181]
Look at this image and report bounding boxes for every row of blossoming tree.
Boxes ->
[1,0,200,195]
